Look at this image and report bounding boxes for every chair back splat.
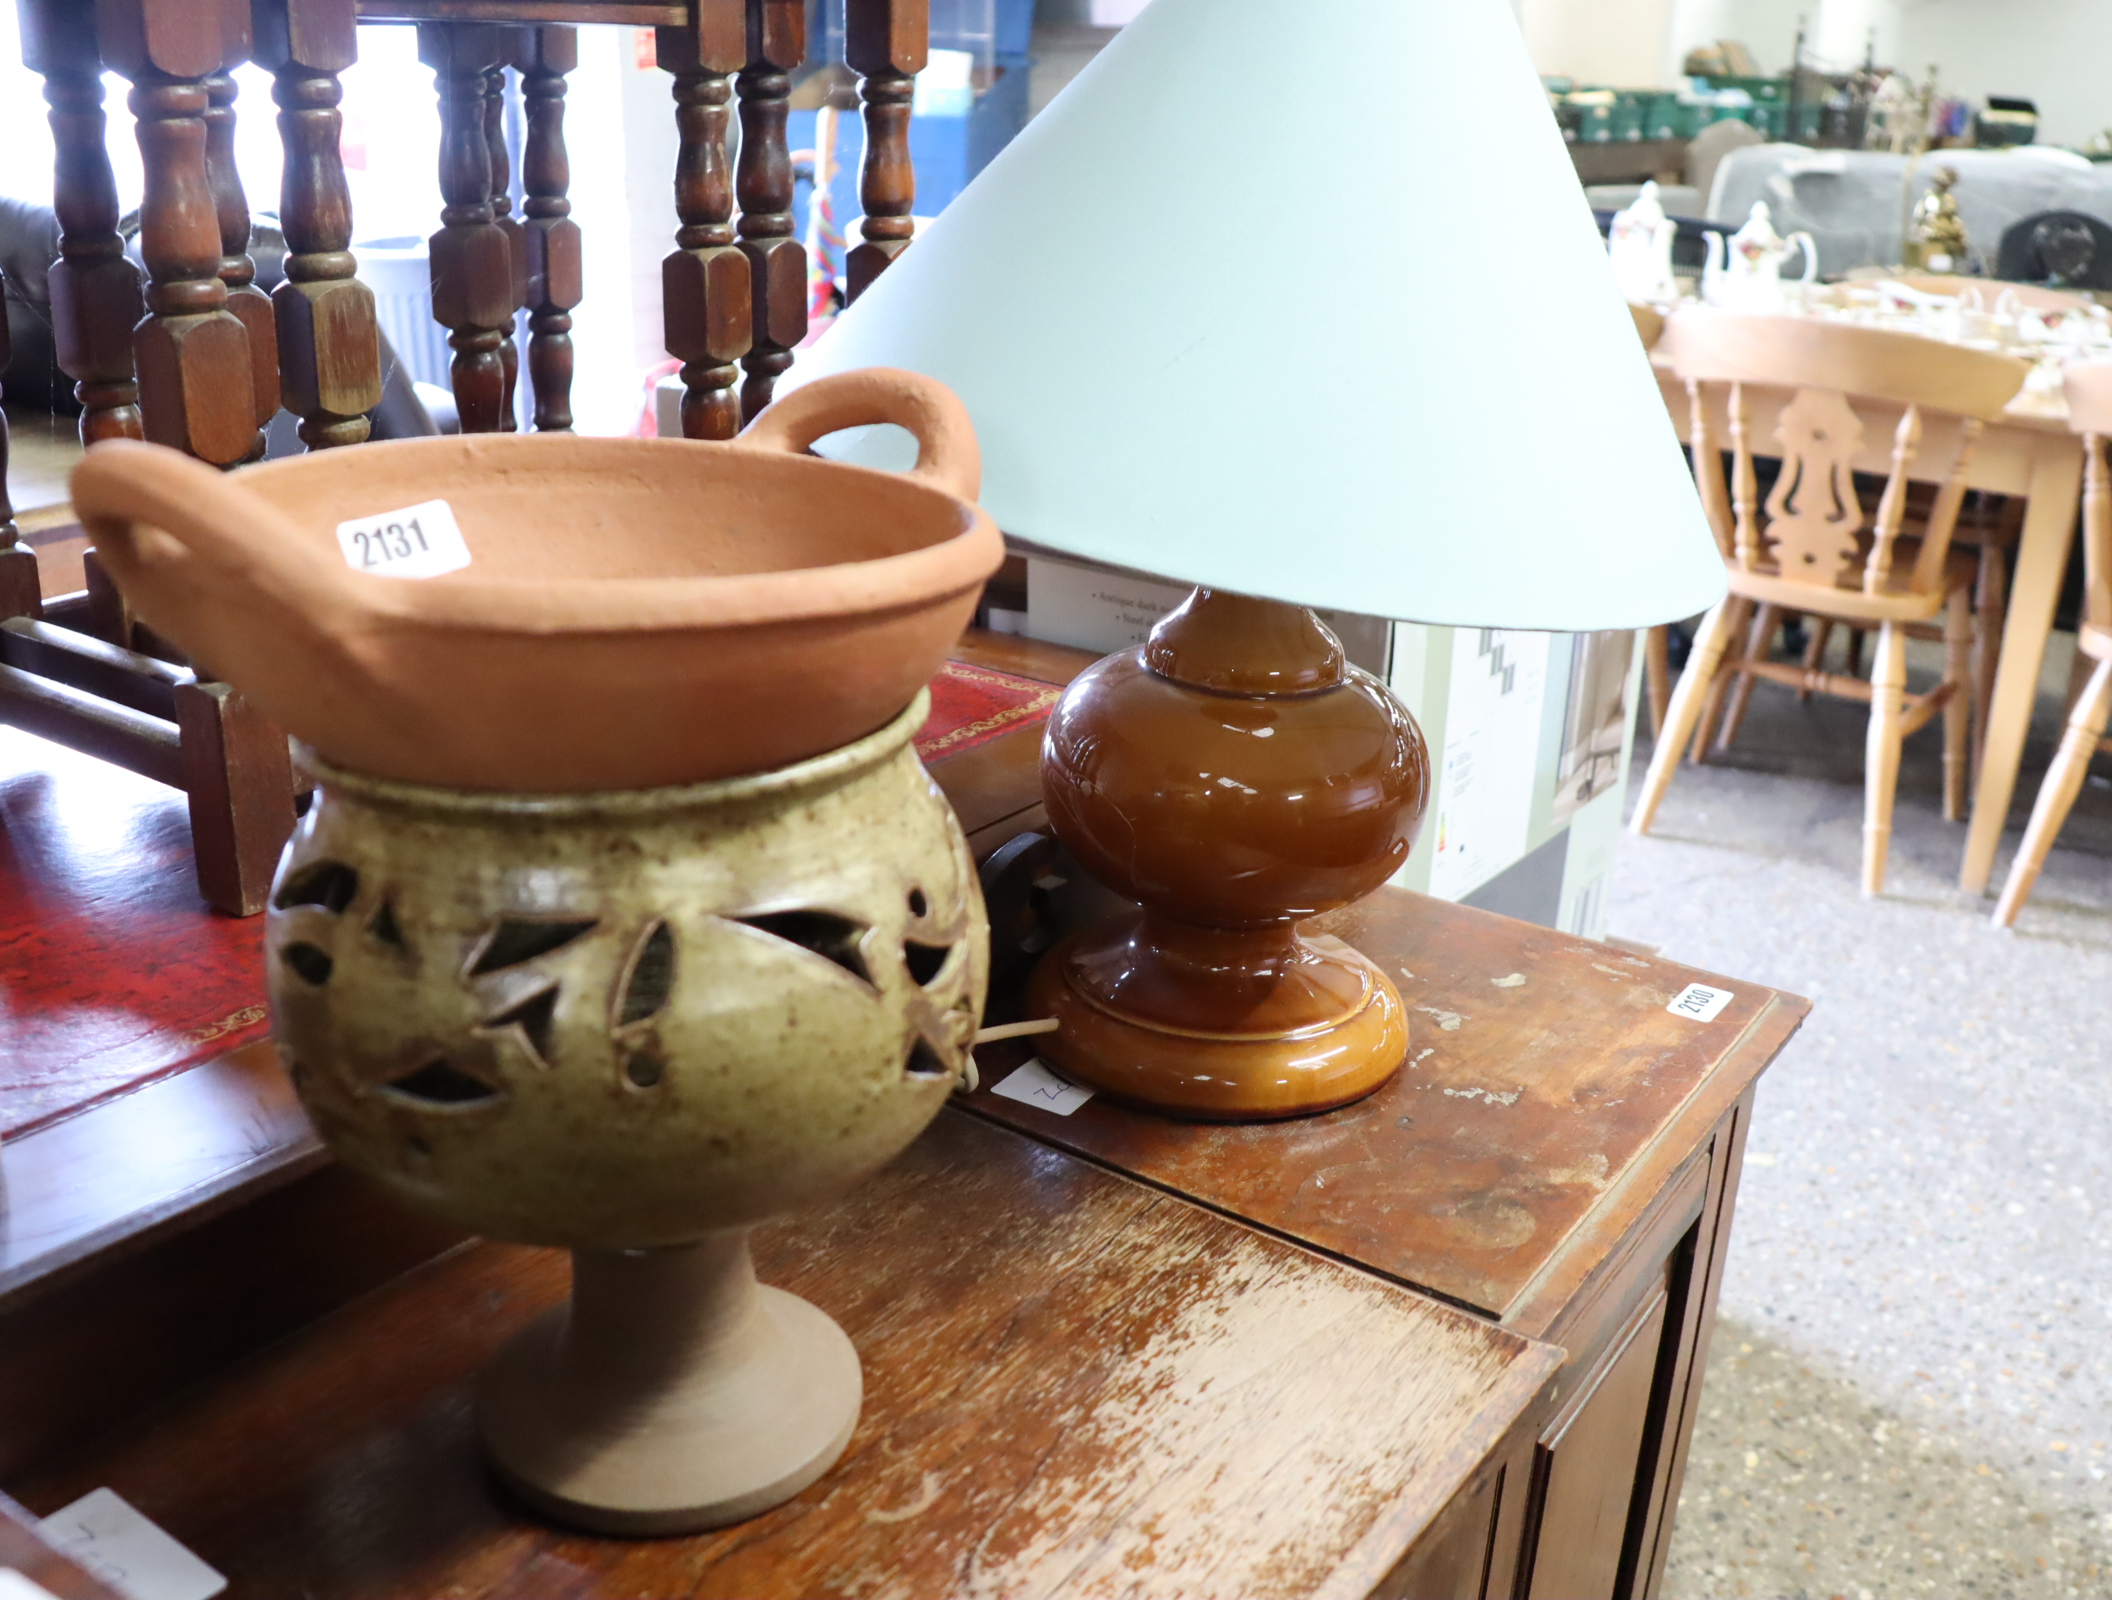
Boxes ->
[1637,309,2030,897]
[1666,309,2025,615]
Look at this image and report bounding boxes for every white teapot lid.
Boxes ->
[1732,199,1785,251]
[1619,180,1668,228]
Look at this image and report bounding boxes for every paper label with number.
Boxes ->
[335,498,472,580]
[38,1488,226,1600]
[1665,982,1734,1023]
[990,1058,1096,1116]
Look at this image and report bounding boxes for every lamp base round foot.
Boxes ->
[477,1236,862,1535]
[1026,914,1409,1121]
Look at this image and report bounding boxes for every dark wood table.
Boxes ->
[0,632,1809,1598]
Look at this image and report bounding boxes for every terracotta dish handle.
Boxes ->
[735,367,983,503]
[72,437,338,601]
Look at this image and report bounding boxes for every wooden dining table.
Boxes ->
[1652,352,2085,894]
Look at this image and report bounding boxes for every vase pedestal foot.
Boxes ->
[476,1232,862,1535]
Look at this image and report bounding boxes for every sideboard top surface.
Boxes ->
[969,889,1809,1325]
[12,1111,1562,1600]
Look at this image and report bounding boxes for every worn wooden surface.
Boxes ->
[9,1112,1563,1600]
[968,891,1807,1330]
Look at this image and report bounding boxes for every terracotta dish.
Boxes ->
[70,368,1002,792]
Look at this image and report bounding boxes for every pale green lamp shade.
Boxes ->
[794,0,1726,632]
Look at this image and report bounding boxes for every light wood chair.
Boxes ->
[1627,301,1677,738]
[1991,362,2112,925]
[1631,308,2029,894]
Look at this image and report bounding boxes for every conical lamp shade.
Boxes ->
[793,0,1724,631]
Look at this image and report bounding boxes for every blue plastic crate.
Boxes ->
[995,0,1034,56]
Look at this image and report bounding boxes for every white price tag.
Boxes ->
[1666,982,1734,1023]
[335,498,472,579]
[991,1058,1095,1116]
[0,1573,63,1600]
[38,1489,225,1600]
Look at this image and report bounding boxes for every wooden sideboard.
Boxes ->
[0,632,1807,1597]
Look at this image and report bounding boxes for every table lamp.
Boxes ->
[792,0,1726,1119]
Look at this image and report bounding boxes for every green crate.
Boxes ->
[1698,74,1788,103]
[1643,92,1693,141]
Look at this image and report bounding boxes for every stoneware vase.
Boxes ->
[269,691,987,1532]
[68,367,1003,792]
[68,368,1002,1531]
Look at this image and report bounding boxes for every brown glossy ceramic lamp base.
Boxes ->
[1028,590,1430,1120]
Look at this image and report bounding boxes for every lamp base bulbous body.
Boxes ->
[1033,590,1430,1122]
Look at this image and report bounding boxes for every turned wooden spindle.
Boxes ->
[0,280,31,620]
[20,0,145,448]
[660,1,751,440]
[485,61,528,431]
[736,0,808,422]
[256,0,382,452]
[204,69,280,459]
[98,0,257,465]
[845,0,927,303]
[519,26,582,433]
[421,23,516,435]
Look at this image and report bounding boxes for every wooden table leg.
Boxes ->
[844,0,926,304]
[484,61,527,432]
[659,2,750,440]
[204,67,278,460]
[420,22,517,436]
[1960,434,2085,894]
[736,0,808,423]
[519,25,582,433]
[0,294,32,620]
[256,0,382,451]
[100,0,259,467]
[21,0,146,450]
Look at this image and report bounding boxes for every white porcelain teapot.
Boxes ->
[1607,180,1680,306]
[1703,201,1819,312]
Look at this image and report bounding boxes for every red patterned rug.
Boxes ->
[0,660,1062,1140]
[915,661,1061,762]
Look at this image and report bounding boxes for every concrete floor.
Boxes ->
[1620,628,2112,1597]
